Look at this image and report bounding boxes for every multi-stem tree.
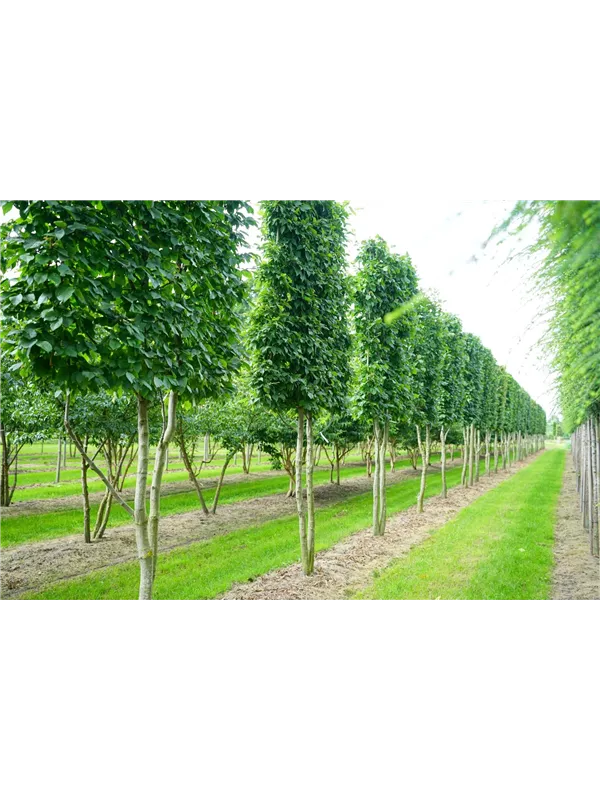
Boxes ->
[1,200,253,599]
[437,312,467,498]
[67,391,139,541]
[353,237,418,534]
[249,201,351,574]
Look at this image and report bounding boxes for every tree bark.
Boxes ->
[468,423,475,487]
[372,419,381,535]
[149,391,178,585]
[440,425,447,498]
[296,408,309,574]
[211,453,233,513]
[134,395,153,600]
[55,436,62,483]
[416,424,430,513]
[305,412,316,574]
[81,436,91,543]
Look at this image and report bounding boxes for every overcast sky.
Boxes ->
[249,199,555,416]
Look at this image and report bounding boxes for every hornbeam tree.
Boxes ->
[461,333,484,487]
[1,200,253,599]
[0,354,60,506]
[410,297,443,512]
[353,237,418,533]
[437,312,467,498]
[249,201,351,575]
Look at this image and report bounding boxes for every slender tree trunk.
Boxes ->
[211,453,233,513]
[336,445,341,486]
[440,425,447,498]
[461,427,468,486]
[204,433,209,463]
[468,423,475,487]
[0,425,9,507]
[180,433,209,514]
[475,429,481,482]
[379,422,388,533]
[134,396,153,600]
[55,437,62,483]
[149,392,178,585]
[296,408,309,574]
[373,419,381,535]
[81,436,91,543]
[416,424,429,513]
[305,412,316,574]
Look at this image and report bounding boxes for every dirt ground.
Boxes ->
[0,462,425,598]
[222,458,537,600]
[551,461,599,600]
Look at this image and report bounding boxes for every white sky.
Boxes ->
[249,200,556,417]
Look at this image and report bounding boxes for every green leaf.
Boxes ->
[56,286,75,302]
[2,202,13,215]
[50,317,63,331]
[37,341,52,352]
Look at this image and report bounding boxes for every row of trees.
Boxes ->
[494,201,599,556]
[2,200,546,598]
[249,206,546,575]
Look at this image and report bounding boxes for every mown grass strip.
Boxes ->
[356,449,565,600]
[3,460,429,548]
[23,466,465,600]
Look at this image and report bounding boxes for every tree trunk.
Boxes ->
[296,408,309,574]
[305,412,316,574]
[180,431,209,514]
[379,422,388,533]
[149,392,178,586]
[468,423,475,487]
[416,424,430,513]
[81,436,91,543]
[461,427,468,487]
[204,433,209,463]
[134,395,153,600]
[440,426,447,498]
[55,436,62,483]
[211,453,233,513]
[0,424,9,507]
[372,419,381,535]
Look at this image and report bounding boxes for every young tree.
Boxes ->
[353,237,418,534]
[461,333,484,487]
[249,201,351,575]
[1,200,253,599]
[320,408,361,485]
[409,297,443,512]
[437,312,467,498]
[0,356,60,506]
[67,391,138,541]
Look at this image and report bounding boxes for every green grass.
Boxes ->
[12,462,274,499]
[3,459,431,548]
[356,449,565,600]
[23,464,464,599]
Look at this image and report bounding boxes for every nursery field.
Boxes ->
[2,200,596,601]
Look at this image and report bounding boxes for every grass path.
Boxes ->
[356,448,565,600]
[23,465,465,599]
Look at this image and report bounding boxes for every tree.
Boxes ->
[1,200,253,598]
[249,201,351,575]
[0,355,60,506]
[409,296,443,512]
[320,407,361,485]
[437,312,467,498]
[353,236,418,533]
[461,333,484,487]
[67,390,139,541]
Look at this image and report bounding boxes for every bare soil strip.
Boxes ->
[222,457,539,600]
[0,463,427,598]
[551,461,599,600]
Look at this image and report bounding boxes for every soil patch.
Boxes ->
[552,461,599,600]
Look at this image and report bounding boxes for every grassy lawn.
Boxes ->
[23,465,464,599]
[355,448,565,600]
[3,458,438,548]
